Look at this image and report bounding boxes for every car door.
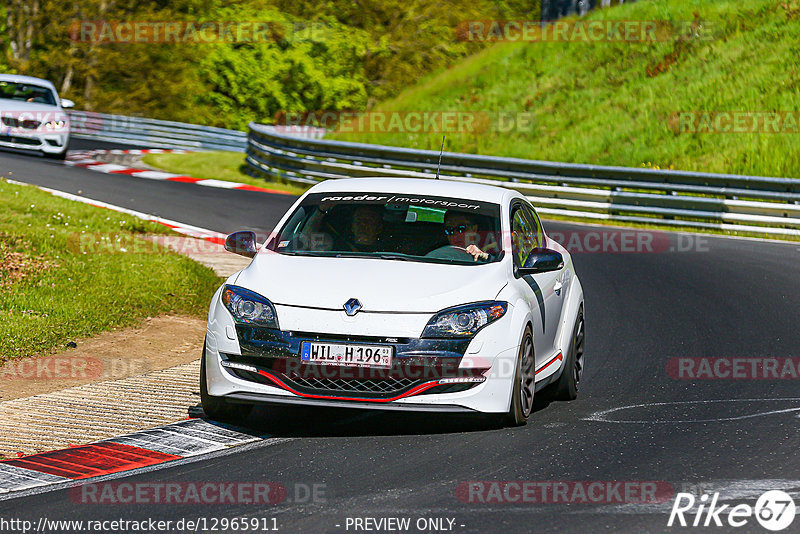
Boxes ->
[523,203,566,361]
[510,201,564,370]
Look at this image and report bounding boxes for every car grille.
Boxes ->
[1,117,41,129]
[285,373,420,395]
[0,135,40,146]
[223,353,485,400]
[228,366,427,399]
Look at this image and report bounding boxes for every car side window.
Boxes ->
[523,204,544,248]
[511,204,537,268]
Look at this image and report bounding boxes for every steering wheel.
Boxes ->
[425,245,474,261]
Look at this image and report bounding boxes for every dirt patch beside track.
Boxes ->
[0,315,205,402]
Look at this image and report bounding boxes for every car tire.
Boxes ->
[200,343,253,423]
[549,306,585,401]
[504,326,535,427]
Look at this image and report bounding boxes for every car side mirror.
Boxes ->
[225,231,258,258]
[60,99,75,109]
[517,248,564,276]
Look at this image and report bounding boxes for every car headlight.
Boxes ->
[221,285,279,329]
[44,120,66,130]
[422,301,507,338]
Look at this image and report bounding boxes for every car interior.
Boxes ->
[0,83,57,106]
[308,204,500,257]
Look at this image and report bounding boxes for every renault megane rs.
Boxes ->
[202,177,585,426]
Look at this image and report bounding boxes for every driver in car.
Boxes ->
[349,205,385,252]
[443,211,498,262]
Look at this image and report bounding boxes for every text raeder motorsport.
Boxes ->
[320,194,481,210]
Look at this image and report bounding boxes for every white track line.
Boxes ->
[5,179,226,243]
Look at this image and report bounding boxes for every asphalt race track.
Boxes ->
[2,144,800,533]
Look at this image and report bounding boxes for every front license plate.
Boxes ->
[301,342,393,368]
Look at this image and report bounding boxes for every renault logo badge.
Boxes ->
[343,298,362,316]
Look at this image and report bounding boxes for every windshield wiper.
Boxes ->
[279,250,335,257]
[330,251,425,263]
[377,253,424,262]
[281,250,447,264]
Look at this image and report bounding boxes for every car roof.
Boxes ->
[0,74,57,92]
[307,177,517,205]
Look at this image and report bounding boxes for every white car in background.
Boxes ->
[203,178,585,426]
[0,74,73,159]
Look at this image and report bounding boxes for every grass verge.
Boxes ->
[328,0,800,179]
[142,151,307,196]
[0,179,222,363]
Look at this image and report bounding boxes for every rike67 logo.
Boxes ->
[668,490,796,531]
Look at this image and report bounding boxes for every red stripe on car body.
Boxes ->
[256,370,439,402]
[535,353,563,375]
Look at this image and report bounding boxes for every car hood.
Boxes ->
[0,99,63,113]
[234,252,507,314]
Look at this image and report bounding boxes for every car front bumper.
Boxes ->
[205,290,519,414]
[0,130,69,154]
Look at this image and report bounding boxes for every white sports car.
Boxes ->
[0,74,73,159]
[203,178,585,425]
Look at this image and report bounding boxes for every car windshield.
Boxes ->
[268,192,504,265]
[0,81,57,106]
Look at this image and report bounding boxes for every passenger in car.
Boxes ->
[443,211,499,262]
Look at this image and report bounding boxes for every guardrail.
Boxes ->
[246,121,800,237]
[68,110,249,151]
